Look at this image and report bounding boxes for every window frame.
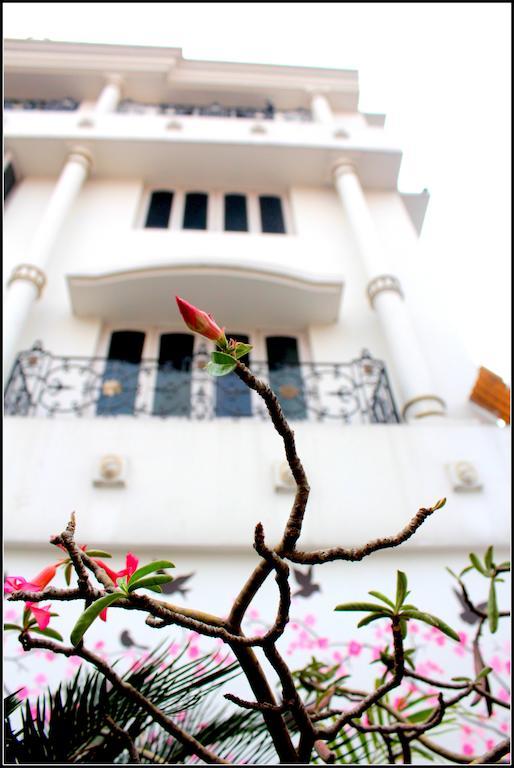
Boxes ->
[137,187,293,234]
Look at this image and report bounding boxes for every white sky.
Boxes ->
[3,2,511,382]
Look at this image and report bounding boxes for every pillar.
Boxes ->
[332,160,446,421]
[310,92,334,125]
[4,75,124,387]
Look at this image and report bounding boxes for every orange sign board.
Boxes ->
[470,367,510,424]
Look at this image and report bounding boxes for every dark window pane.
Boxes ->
[224,194,248,231]
[266,336,306,420]
[216,334,252,417]
[183,193,208,230]
[4,162,16,201]
[259,196,286,234]
[97,331,145,416]
[153,333,194,417]
[145,191,173,228]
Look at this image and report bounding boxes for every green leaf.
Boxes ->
[399,610,460,641]
[205,361,237,377]
[4,623,23,632]
[70,593,122,646]
[487,580,499,633]
[406,707,435,723]
[451,676,471,682]
[484,546,494,571]
[497,561,511,570]
[64,562,73,586]
[233,342,253,360]
[335,602,392,614]
[211,351,237,365]
[128,574,173,592]
[469,553,488,576]
[30,626,64,642]
[128,560,175,587]
[368,590,395,609]
[357,613,389,628]
[84,549,112,558]
[399,618,408,639]
[476,666,492,681]
[395,571,408,610]
[458,565,474,577]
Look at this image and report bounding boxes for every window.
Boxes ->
[145,191,174,228]
[215,333,252,416]
[4,161,16,201]
[97,331,146,416]
[259,196,286,234]
[96,328,307,419]
[140,189,290,234]
[266,336,307,420]
[224,194,248,232]
[153,333,194,416]
[183,192,208,230]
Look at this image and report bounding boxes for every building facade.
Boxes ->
[3,40,510,755]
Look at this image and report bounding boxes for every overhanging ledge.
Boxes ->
[67,262,344,327]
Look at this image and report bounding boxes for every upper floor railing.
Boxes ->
[4,98,80,111]
[116,100,312,121]
[4,97,311,122]
[5,344,400,424]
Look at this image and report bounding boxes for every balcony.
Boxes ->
[5,344,400,425]
[4,104,402,189]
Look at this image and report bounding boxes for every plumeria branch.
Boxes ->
[5,299,510,765]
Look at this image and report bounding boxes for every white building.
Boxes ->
[3,40,510,757]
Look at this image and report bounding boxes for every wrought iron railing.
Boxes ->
[116,100,312,122]
[4,98,80,111]
[4,344,400,424]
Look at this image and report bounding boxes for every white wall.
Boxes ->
[4,418,509,550]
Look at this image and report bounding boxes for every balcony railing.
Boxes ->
[116,100,312,122]
[4,344,400,424]
[4,98,80,111]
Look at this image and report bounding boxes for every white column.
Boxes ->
[4,74,124,387]
[332,160,446,422]
[3,148,92,386]
[310,92,334,125]
[94,74,124,115]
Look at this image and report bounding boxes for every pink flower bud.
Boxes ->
[175,296,226,344]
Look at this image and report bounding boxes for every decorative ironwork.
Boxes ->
[4,344,400,424]
[116,99,312,122]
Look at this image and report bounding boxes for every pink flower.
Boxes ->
[4,559,64,595]
[176,296,226,344]
[26,602,52,631]
[348,640,362,656]
[304,614,316,626]
[317,637,329,649]
[98,552,139,621]
[462,743,474,756]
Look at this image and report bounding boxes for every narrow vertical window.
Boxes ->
[216,334,252,417]
[224,194,248,232]
[97,331,145,416]
[144,191,173,228]
[153,333,194,417]
[4,162,16,201]
[259,196,286,234]
[183,192,208,230]
[266,336,306,420]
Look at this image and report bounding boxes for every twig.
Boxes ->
[288,505,440,565]
[469,738,511,764]
[105,715,141,763]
